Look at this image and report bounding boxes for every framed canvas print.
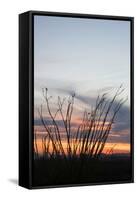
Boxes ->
[19,11,134,189]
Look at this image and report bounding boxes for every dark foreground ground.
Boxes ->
[32,154,132,187]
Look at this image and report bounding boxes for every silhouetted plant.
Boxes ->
[34,86,126,160]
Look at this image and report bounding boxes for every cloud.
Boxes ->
[34,117,77,129]
[108,129,130,143]
[34,85,130,144]
[112,105,130,131]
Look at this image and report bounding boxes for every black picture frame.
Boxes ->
[19,10,134,189]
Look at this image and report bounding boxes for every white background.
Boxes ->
[0,0,136,199]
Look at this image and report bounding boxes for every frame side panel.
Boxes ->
[19,12,31,188]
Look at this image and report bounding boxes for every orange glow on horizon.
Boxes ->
[34,138,130,156]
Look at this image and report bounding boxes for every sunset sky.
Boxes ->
[34,15,131,154]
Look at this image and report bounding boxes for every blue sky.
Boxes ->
[34,15,131,146]
[34,16,130,105]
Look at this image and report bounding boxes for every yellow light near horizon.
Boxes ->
[34,138,130,155]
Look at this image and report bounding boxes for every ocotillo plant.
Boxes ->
[34,86,126,159]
